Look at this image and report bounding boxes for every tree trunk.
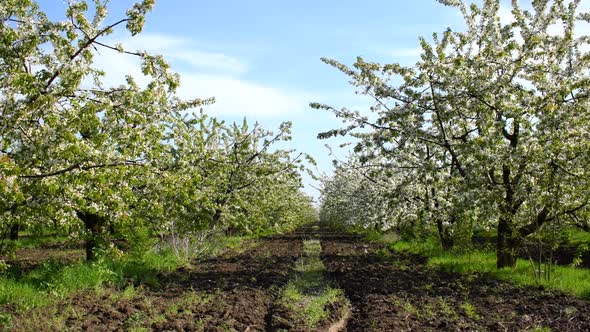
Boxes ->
[225,226,238,237]
[496,158,523,268]
[76,211,108,261]
[496,216,518,268]
[210,208,223,229]
[436,218,454,251]
[9,222,19,240]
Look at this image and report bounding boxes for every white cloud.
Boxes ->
[116,34,248,74]
[177,74,305,117]
[90,33,305,118]
[92,47,144,85]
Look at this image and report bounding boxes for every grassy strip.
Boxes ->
[2,235,72,250]
[0,235,255,312]
[0,250,182,312]
[275,238,348,329]
[390,240,590,300]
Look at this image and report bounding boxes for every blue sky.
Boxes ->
[42,0,584,200]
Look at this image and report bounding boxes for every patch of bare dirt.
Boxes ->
[320,231,590,332]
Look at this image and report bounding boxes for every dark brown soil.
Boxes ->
[320,231,590,331]
[6,247,85,272]
[8,234,303,332]
[5,228,590,331]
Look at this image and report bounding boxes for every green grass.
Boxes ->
[0,279,51,310]
[303,239,321,256]
[281,283,344,326]
[0,234,73,259]
[276,239,348,328]
[11,235,72,249]
[166,291,212,315]
[340,225,402,244]
[214,235,257,255]
[0,233,73,255]
[0,234,256,312]
[390,237,440,256]
[392,240,590,300]
[0,259,118,310]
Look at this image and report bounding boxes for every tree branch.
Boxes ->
[44,18,130,91]
[20,160,144,179]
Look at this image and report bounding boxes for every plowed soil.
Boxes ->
[5,228,590,331]
[320,231,590,332]
[9,234,303,332]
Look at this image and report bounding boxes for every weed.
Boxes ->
[150,314,167,325]
[369,319,378,328]
[461,301,480,320]
[375,248,391,259]
[362,229,383,243]
[402,301,420,317]
[121,284,139,300]
[166,302,179,314]
[164,292,210,315]
[0,312,12,330]
[422,302,434,319]
[303,239,321,256]
[563,306,577,318]
[128,328,150,332]
[388,296,401,306]
[422,283,434,292]
[527,327,551,332]
[178,291,211,308]
[436,297,457,319]
[124,312,145,329]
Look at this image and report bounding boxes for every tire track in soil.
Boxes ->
[266,227,352,332]
[152,233,305,332]
[319,230,590,332]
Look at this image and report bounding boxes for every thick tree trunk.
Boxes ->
[495,119,522,269]
[9,222,19,240]
[85,235,99,261]
[76,211,108,261]
[496,216,519,268]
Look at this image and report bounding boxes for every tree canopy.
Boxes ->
[1,0,315,260]
[315,0,590,268]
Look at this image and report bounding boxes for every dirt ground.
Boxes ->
[320,230,590,332]
[8,233,304,331]
[4,228,590,331]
